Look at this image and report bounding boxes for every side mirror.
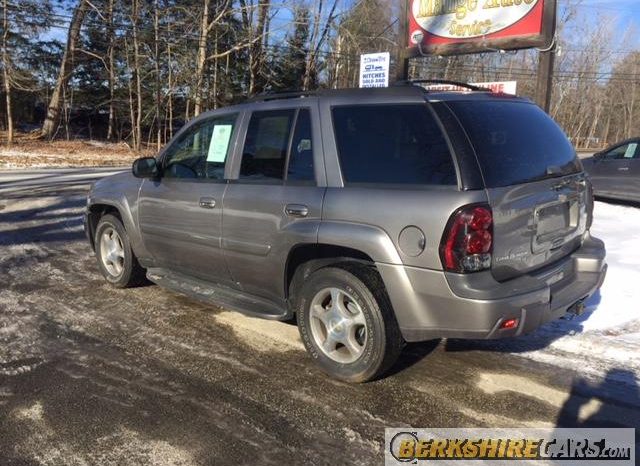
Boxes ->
[132,157,159,179]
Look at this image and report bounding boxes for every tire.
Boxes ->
[296,265,404,383]
[94,214,147,288]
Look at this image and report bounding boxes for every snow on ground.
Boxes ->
[583,202,640,331]
[512,201,640,384]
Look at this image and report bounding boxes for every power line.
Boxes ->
[4,3,640,81]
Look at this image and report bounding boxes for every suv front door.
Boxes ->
[222,104,325,304]
[590,140,640,197]
[138,112,240,284]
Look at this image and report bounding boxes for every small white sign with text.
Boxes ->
[359,52,390,88]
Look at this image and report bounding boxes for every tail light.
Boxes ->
[440,205,493,273]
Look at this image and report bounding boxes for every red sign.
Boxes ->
[407,0,556,56]
[425,81,518,94]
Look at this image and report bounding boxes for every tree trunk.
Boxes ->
[167,42,174,139]
[303,0,338,91]
[131,0,142,151]
[154,0,161,149]
[303,0,322,91]
[125,37,137,150]
[106,0,116,141]
[194,0,209,117]
[2,0,13,145]
[212,29,218,109]
[41,0,88,140]
[247,0,270,95]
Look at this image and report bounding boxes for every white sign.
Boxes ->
[359,52,390,88]
[207,124,233,163]
[424,81,517,95]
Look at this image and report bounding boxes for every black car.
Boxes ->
[583,138,640,202]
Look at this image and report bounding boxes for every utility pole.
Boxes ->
[395,0,409,82]
[534,0,558,113]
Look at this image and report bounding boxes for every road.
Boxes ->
[0,168,638,466]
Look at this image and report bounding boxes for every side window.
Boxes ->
[287,109,315,182]
[603,142,640,160]
[332,104,456,185]
[624,142,639,159]
[240,109,295,182]
[603,144,628,160]
[163,115,236,180]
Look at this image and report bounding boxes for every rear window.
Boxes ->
[332,104,456,186]
[448,100,581,188]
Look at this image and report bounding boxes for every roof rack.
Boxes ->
[246,90,316,103]
[394,79,490,92]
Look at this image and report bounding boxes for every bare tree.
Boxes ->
[106,0,116,141]
[194,0,230,116]
[154,0,161,149]
[41,0,88,140]
[303,0,339,90]
[240,0,270,95]
[2,0,12,144]
[130,0,142,151]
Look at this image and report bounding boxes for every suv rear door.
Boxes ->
[137,112,239,284]
[222,102,325,304]
[447,99,589,281]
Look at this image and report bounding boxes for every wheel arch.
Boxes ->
[87,203,123,251]
[86,198,146,259]
[285,221,403,305]
[285,244,387,313]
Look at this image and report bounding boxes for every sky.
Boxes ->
[42,0,640,52]
[562,0,640,43]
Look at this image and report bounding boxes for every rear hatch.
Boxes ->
[448,99,589,281]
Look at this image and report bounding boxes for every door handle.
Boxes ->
[618,167,630,171]
[285,204,309,218]
[199,197,216,209]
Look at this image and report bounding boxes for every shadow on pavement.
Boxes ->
[386,340,441,378]
[595,196,640,209]
[0,194,86,247]
[557,368,640,430]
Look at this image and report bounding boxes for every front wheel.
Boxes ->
[95,214,146,288]
[296,266,404,383]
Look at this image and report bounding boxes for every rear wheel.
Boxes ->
[95,214,146,288]
[296,265,404,383]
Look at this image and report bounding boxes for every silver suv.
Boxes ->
[85,83,607,382]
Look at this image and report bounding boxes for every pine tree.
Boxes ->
[1,0,53,144]
[272,7,310,92]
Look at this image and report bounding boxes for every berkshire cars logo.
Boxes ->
[411,0,539,39]
[385,428,635,465]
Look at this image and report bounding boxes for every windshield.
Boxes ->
[448,100,581,188]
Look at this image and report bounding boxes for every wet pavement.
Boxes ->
[0,169,638,465]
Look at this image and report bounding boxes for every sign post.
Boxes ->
[535,50,556,112]
[534,0,558,112]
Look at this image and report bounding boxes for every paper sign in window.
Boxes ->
[624,143,637,159]
[207,125,233,162]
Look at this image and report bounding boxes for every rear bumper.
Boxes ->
[377,233,607,342]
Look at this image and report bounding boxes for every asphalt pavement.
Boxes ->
[0,168,638,465]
